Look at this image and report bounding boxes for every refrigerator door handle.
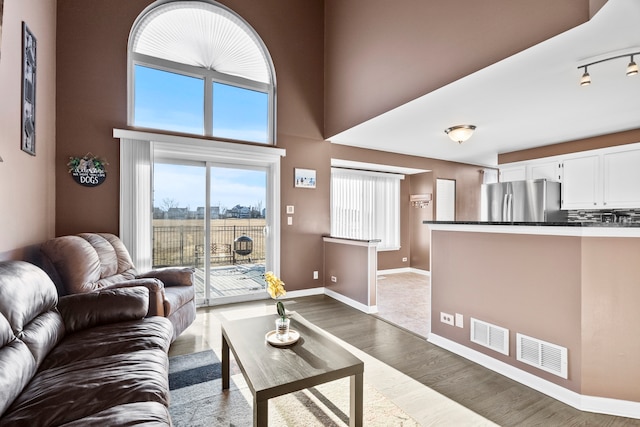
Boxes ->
[504,193,513,222]
[502,194,509,221]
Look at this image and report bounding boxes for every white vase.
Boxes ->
[275,317,290,341]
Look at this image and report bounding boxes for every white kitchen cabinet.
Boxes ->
[603,149,640,208]
[500,166,526,182]
[529,161,561,182]
[561,155,600,209]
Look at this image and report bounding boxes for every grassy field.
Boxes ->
[152,218,266,267]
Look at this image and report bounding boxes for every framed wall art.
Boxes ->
[0,1,4,61]
[294,168,316,189]
[21,22,37,156]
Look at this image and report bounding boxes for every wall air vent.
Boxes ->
[516,333,568,379]
[470,318,509,355]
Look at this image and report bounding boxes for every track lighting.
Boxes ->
[627,55,638,76]
[580,67,591,86]
[445,125,476,144]
[578,51,640,85]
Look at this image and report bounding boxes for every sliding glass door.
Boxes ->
[153,161,269,305]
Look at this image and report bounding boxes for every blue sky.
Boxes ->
[135,65,268,211]
[154,164,266,211]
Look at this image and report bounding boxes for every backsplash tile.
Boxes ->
[567,209,640,224]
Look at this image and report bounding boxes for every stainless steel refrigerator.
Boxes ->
[480,179,565,222]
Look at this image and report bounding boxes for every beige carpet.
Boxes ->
[376,272,430,337]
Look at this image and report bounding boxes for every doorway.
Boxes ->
[152,162,270,306]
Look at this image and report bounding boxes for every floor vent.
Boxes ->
[470,318,509,355]
[516,333,568,379]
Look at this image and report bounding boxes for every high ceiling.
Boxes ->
[328,0,640,167]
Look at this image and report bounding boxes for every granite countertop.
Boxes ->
[422,221,640,228]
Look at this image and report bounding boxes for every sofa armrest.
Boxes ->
[57,286,149,334]
[137,267,194,287]
[102,278,166,317]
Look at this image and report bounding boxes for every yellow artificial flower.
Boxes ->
[265,271,286,299]
[265,271,287,320]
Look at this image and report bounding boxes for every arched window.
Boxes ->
[128,0,276,144]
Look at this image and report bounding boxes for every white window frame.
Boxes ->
[127,0,277,144]
[114,128,285,275]
[330,167,403,251]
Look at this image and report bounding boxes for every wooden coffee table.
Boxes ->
[221,312,364,426]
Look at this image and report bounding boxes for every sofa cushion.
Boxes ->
[40,235,137,295]
[57,287,149,334]
[39,317,172,371]
[1,349,169,427]
[0,261,64,416]
[57,402,171,427]
[0,316,35,417]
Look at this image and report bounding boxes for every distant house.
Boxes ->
[196,206,220,219]
[167,207,189,220]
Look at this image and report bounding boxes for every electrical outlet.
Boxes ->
[331,276,337,283]
[440,312,454,326]
[455,313,464,328]
[402,257,408,262]
[313,271,318,279]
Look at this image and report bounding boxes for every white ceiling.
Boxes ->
[328,0,640,168]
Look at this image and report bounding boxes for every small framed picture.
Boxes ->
[294,168,316,189]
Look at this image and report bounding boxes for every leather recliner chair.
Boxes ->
[40,232,196,342]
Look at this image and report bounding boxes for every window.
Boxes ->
[128,0,275,143]
[330,168,402,251]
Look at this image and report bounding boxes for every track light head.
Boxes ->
[627,55,638,76]
[580,68,591,86]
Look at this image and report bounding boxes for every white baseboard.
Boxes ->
[377,267,430,276]
[324,288,377,314]
[428,334,640,420]
[283,287,325,299]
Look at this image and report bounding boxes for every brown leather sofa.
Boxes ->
[40,233,196,342]
[0,260,173,426]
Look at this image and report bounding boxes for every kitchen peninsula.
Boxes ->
[425,221,640,419]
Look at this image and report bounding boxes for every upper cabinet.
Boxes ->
[500,143,640,210]
[602,149,640,208]
[499,166,526,182]
[561,155,600,209]
[529,161,561,181]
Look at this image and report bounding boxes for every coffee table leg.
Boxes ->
[350,372,363,427]
[254,396,268,427]
[222,333,230,390]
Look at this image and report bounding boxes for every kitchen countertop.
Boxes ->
[423,221,640,237]
[423,220,640,227]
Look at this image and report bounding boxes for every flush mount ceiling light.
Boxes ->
[445,125,476,144]
[577,50,640,86]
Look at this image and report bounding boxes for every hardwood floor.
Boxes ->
[171,294,640,426]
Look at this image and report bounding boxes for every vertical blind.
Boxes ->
[330,168,402,250]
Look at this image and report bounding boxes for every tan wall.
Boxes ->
[581,237,640,402]
[324,240,370,305]
[329,144,484,272]
[324,0,589,137]
[431,231,583,392]
[431,230,640,401]
[55,0,327,291]
[498,128,640,165]
[0,0,56,261]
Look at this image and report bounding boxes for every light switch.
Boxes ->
[287,216,293,225]
[286,205,294,214]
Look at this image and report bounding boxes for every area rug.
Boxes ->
[168,349,419,426]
